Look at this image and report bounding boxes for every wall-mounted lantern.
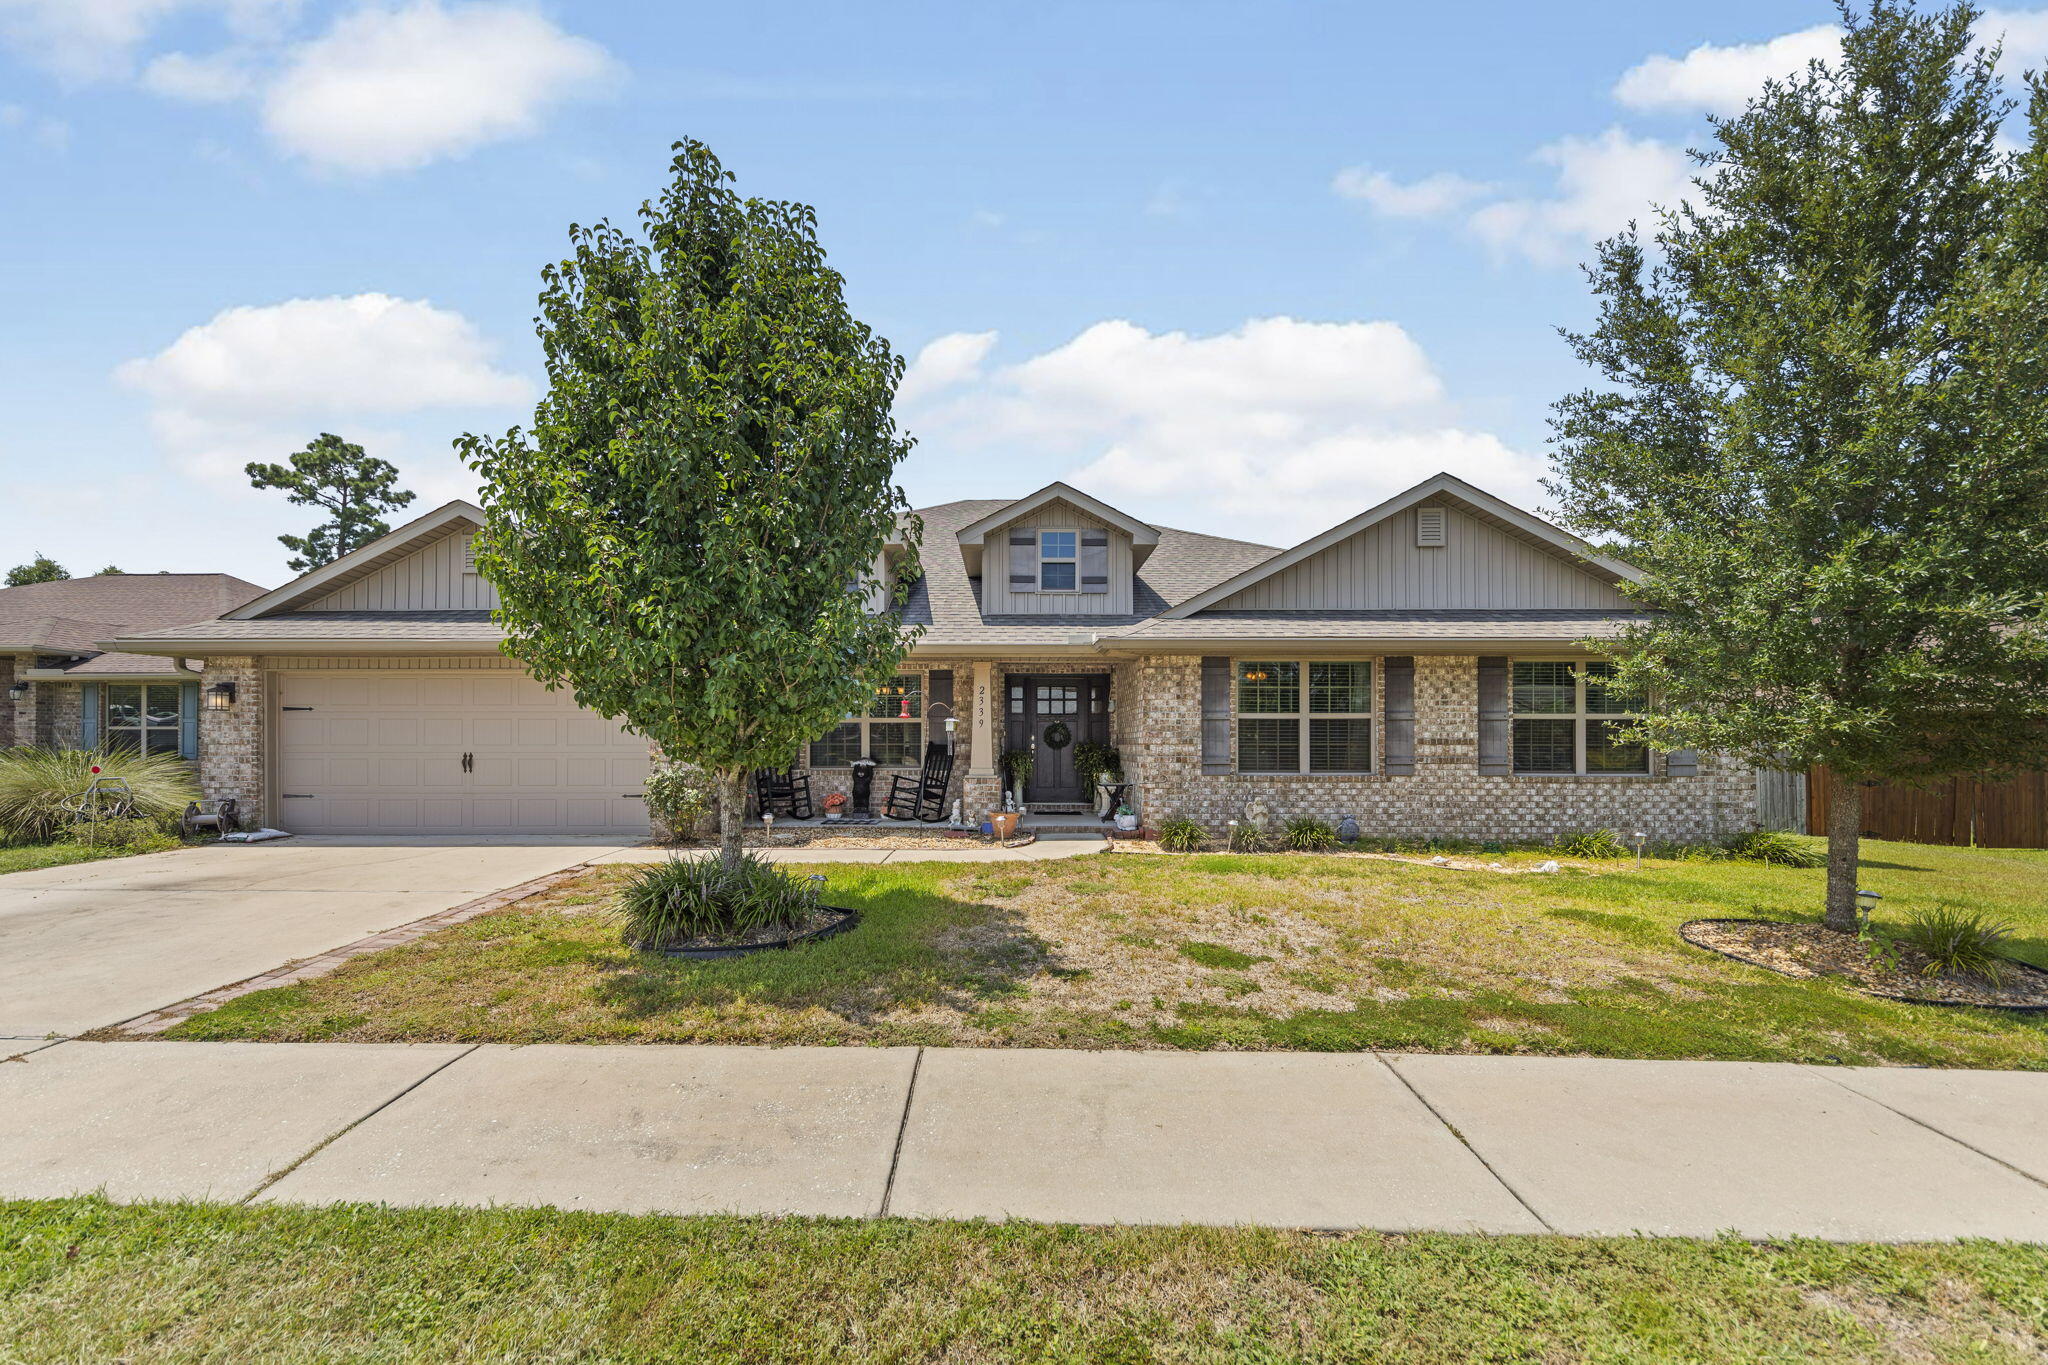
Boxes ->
[6,681,27,702]
[205,681,237,711]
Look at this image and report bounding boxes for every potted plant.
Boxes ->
[998,748,1034,806]
[1114,804,1138,832]
[822,791,848,822]
[1073,742,1121,815]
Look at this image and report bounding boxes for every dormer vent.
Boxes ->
[461,536,478,573]
[1416,506,1447,548]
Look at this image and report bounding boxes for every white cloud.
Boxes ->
[900,318,1543,544]
[261,1,619,173]
[898,330,996,407]
[1613,24,1842,115]
[0,0,292,81]
[1332,166,1493,218]
[0,101,70,150]
[1985,8,2048,71]
[116,293,531,483]
[141,47,256,101]
[1466,128,1694,267]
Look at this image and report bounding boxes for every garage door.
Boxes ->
[275,671,650,835]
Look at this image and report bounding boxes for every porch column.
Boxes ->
[968,660,996,777]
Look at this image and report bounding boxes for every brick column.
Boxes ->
[198,657,266,821]
[6,654,41,749]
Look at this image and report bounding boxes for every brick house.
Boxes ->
[102,474,1758,842]
[1,573,265,759]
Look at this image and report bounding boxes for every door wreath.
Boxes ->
[1042,720,1073,750]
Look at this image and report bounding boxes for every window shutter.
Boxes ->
[1383,656,1415,775]
[80,682,100,750]
[1007,528,1037,593]
[927,669,954,749]
[1079,530,1110,593]
[179,680,200,760]
[1201,656,1232,774]
[1477,657,1511,775]
[1664,748,1699,777]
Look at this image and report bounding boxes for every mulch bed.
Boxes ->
[1681,918,2048,1010]
[633,906,860,959]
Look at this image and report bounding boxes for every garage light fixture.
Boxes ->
[6,681,26,701]
[205,681,237,711]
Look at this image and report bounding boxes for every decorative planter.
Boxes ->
[1114,813,1138,832]
[988,811,1020,839]
[636,906,861,960]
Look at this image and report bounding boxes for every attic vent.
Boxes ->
[1415,506,1447,548]
[461,536,478,573]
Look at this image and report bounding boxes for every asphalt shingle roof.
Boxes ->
[0,574,266,652]
[112,610,503,644]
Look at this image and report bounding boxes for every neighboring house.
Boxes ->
[102,474,1758,841]
[1,573,266,758]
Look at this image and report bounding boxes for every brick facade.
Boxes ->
[196,656,265,819]
[38,680,82,749]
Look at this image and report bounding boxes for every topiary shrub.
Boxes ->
[1548,829,1631,860]
[1282,816,1337,851]
[1154,815,1206,852]
[1893,904,2018,984]
[0,747,197,844]
[619,850,825,948]
[1724,828,1825,867]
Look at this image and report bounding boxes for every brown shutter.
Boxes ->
[1477,656,1511,776]
[1664,748,1699,777]
[1201,656,1232,774]
[1079,530,1110,593]
[1382,656,1415,775]
[1007,528,1038,593]
[927,669,954,750]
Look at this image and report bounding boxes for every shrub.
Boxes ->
[1155,816,1206,852]
[1548,829,1631,860]
[61,816,180,852]
[1725,828,1825,867]
[619,851,823,947]
[643,764,714,839]
[1227,821,1268,853]
[0,747,197,844]
[1282,816,1338,851]
[1893,904,2017,984]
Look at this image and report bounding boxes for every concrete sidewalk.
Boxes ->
[4,1042,2046,1242]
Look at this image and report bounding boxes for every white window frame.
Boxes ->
[1232,658,1376,775]
[1037,529,1078,593]
[1509,658,1651,776]
[808,675,924,768]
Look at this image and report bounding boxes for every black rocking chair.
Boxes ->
[884,742,956,823]
[752,767,815,820]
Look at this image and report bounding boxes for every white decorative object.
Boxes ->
[1535,859,1561,874]
[1115,811,1138,832]
[950,798,963,827]
[1429,855,1448,865]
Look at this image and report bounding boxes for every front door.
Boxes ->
[1012,675,1108,805]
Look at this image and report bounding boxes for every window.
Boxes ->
[1510,661,1649,775]
[1038,530,1077,592]
[1235,660,1373,773]
[105,683,181,755]
[809,675,923,767]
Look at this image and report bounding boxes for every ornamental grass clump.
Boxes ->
[0,747,196,844]
[1549,829,1631,860]
[1154,816,1206,852]
[1724,829,1825,868]
[1894,904,2018,985]
[1282,816,1338,852]
[619,851,823,948]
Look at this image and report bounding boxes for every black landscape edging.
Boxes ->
[1678,916,2048,1014]
[635,906,862,961]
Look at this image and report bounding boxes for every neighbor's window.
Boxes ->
[1038,529,1078,592]
[1235,660,1373,773]
[105,683,181,755]
[1511,661,1648,775]
[809,675,923,767]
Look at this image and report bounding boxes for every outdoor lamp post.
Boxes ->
[1855,888,1881,926]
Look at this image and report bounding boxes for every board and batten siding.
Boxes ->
[1211,502,1635,611]
[307,530,500,611]
[978,498,1133,615]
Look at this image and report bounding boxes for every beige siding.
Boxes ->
[979,499,1133,614]
[1211,502,1635,611]
[264,655,521,670]
[307,530,499,611]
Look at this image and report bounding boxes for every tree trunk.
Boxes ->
[716,767,750,871]
[1822,778,1863,933]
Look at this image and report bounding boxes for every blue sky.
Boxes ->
[3,1,2042,586]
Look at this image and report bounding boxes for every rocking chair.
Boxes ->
[884,742,956,823]
[752,766,815,820]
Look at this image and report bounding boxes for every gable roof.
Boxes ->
[225,500,484,620]
[953,482,1162,573]
[1160,472,1641,620]
[0,573,266,652]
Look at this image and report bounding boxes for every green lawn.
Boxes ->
[0,838,177,877]
[166,839,2048,1068]
[3,1197,2045,1363]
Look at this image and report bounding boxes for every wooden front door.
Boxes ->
[1010,675,1108,805]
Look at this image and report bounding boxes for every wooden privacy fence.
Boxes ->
[1807,767,2048,848]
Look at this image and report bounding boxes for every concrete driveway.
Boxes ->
[0,837,634,1038]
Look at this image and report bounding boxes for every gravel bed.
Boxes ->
[1682,918,2048,1009]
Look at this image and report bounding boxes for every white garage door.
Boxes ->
[275,671,651,835]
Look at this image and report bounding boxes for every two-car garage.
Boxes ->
[273,670,651,836]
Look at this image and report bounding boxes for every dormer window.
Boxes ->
[1038,530,1077,591]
